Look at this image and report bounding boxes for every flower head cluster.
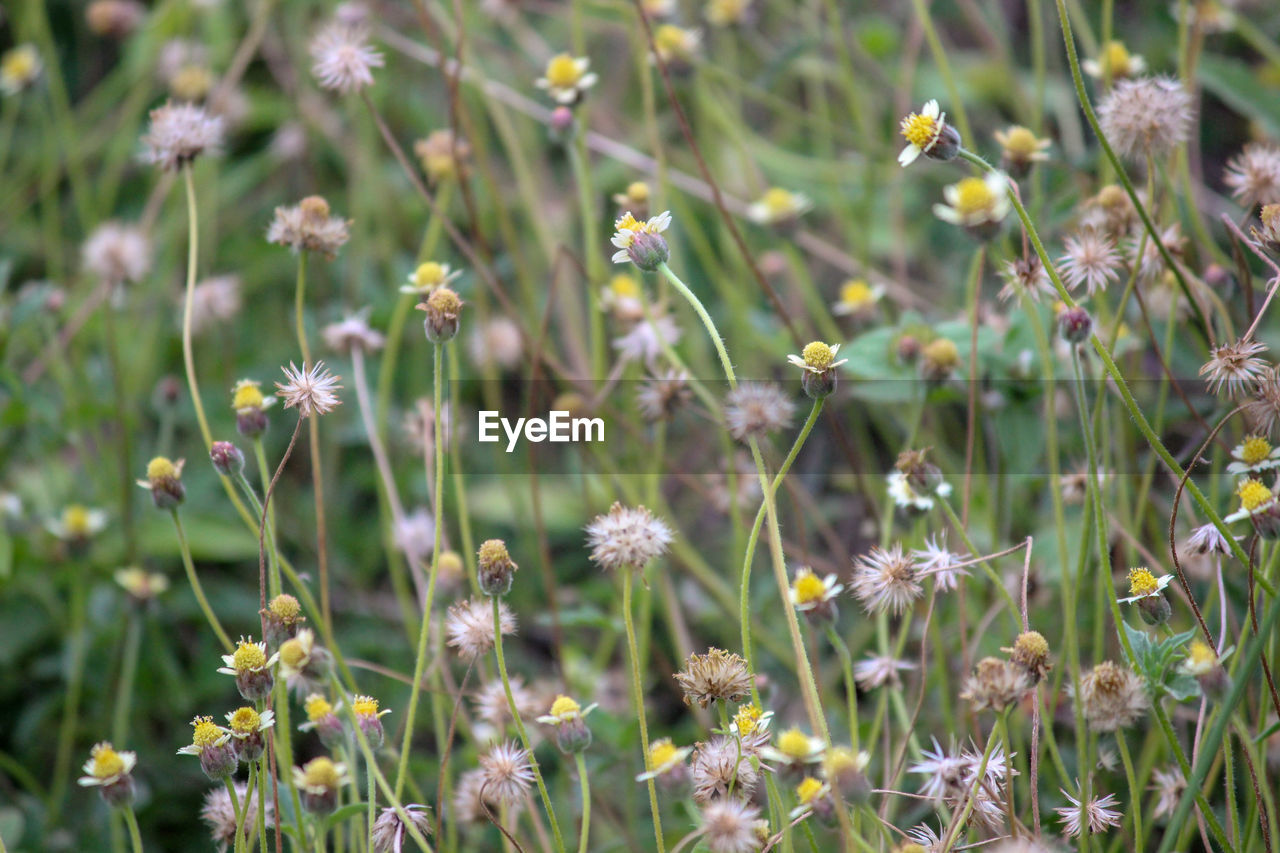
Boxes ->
[267,196,350,258]
[611,210,672,270]
[585,502,673,571]
[535,53,597,104]
[310,22,383,92]
[1096,76,1195,161]
[78,741,137,807]
[142,101,223,170]
[898,99,960,166]
[276,361,342,417]
[674,647,753,708]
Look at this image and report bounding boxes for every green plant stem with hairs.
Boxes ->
[624,569,665,853]
[170,509,233,651]
[122,805,144,853]
[395,341,448,801]
[573,752,591,853]
[48,568,89,824]
[492,595,566,852]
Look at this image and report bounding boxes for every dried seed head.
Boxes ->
[445,598,516,661]
[959,656,1032,712]
[691,735,759,803]
[674,648,753,708]
[141,100,223,170]
[723,383,795,441]
[477,538,518,596]
[1075,661,1148,732]
[479,741,535,806]
[418,286,464,343]
[1096,76,1195,161]
[585,502,673,571]
[1004,631,1052,683]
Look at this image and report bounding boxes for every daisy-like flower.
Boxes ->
[636,738,693,781]
[267,196,350,258]
[1225,143,1280,209]
[853,655,916,690]
[401,260,463,295]
[898,99,960,166]
[728,702,774,747]
[1227,434,1280,475]
[822,747,872,802]
[294,756,349,815]
[1116,567,1173,604]
[1,44,42,96]
[277,628,332,694]
[232,378,275,438]
[933,172,1011,236]
[851,543,923,614]
[276,361,342,417]
[585,501,673,571]
[1150,766,1186,820]
[1096,76,1195,162]
[610,210,672,270]
[536,694,598,753]
[1082,40,1146,80]
[788,776,832,820]
[115,567,170,603]
[998,254,1055,303]
[479,741,535,806]
[446,598,516,660]
[1056,788,1122,837]
[371,804,434,853]
[351,694,392,748]
[217,637,279,701]
[994,125,1051,178]
[691,736,759,802]
[535,53,597,104]
[78,741,137,807]
[298,694,345,749]
[674,648,753,708]
[911,533,969,591]
[959,657,1032,712]
[46,504,109,543]
[1059,228,1122,295]
[178,716,237,780]
[1199,338,1268,398]
[887,469,952,513]
[225,706,274,763]
[82,221,151,285]
[309,22,383,93]
[760,727,825,768]
[141,100,224,170]
[1073,661,1148,732]
[701,798,764,852]
[833,279,885,318]
[705,0,752,27]
[651,24,702,68]
[789,567,843,614]
[1224,477,1276,523]
[724,383,795,441]
[788,341,847,399]
[748,187,812,227]
[137,456,185,509]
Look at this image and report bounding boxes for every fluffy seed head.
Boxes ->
[851,543,923,614]
[723,383,795,441]
[82,221,151,285]
[141,100,223,170]
[1096,76,1195,161]
[276,361,342,417]
[585,502,673,571]
[691,735,759,803]
[1225,143,1280,209]
[674,648,753,707]
[701,798,763,852]
[310,22,383,92]
[479,741,535,806]
[959,657,1032,712]
[445,598,516,660]
[1075,661,1148,731]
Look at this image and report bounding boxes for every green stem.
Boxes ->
[368,754,377,853]
[111,612,142,744]
[573,751,591,853]
[252,440,281,599]
[492,597,566,852]
[170,509,233,651]
[123,805,145,853]
[1115,730,1142,850]
[825,626,861,753]
[49,572,89,823]
[395,341,447,800]
[224,776,244,853]
[625,571,665,853]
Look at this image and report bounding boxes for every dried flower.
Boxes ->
[1096,76,1195,161]
[851,543,922,614]
[323,312,385,353]
[959,656,1032,712]
[999,254,1055,303]
[674,648,753,707]
[479,741,535,806]
[82,222,151,285]
[1150,767,1186,820]
[585,502,673,571]
[636,369,692,422]
[477,538,518,596]
[1225,143,1280,209]
[724,382,795,441]
[86,1,147,38]
[1200,338,1268,398]
[853,655,916,690]
[371,804,433,852]
[267,196,350,258]
[276,361,343,417]
[417,286,464,343]
[446,598,516,660]
[613,314,681,366]
[141,100,223,170]
[1074,661,1148,732]
[202,782,273,852]
[1059,228,1122,295]
[701,798,763,852]
[1056,788,1122,837]
[310,22,383,92]
[691,735,759,802]
[1003,631,1052,683]
[911,533,969,591]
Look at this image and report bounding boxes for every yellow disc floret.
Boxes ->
[279,637,308,670]
[777,728,814,760]
[301,756,341,789]
[352,695,379,717]
[549,695,580,719]
[649,738,680,769]
[733,703,763,736]
[952,177,997,217]
[91,743,125,779]
[792,570,828,606]
[1241,435,1272,466]
[999,126,1041,158]
[840,280,875,309]
[1186,639,1217,674]
[232,640,267,672]
[1101,40,1135,76]
[761,187,797,217]
[624,181,649,203]
[545,54,582,89]
[63,505,93,538]
[269,593,301,620]
[609,274,641,300]
[412,261,447,289]
[146,456,179,481]
[901,111,939,148]
[796,776,825,804]
[801,342,836,372]
[228,707,261,734]
[232,380,266,411]
[1127,567,1159,598]
[191,716,224,749]
[305,694,333,722]
[1238,478,1273,512]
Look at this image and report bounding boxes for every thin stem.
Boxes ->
[123,806,145,853]
[180,165,214,450]
[573,751,591,853]
[625,570,665,853]
[224,776,244,853]
[395,341,447,800]
[171,509,233,651]
[1115,730,1143,850]
[492,596,566,852]
[49,572,89,823]
[367,755,376,853]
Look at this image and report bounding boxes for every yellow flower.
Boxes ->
[934,173,1011,228]
[305,694,334,723]
[652,25,701,64]
[536,53,598,104]
[1238,478,1273,512]
[1,45,42,95]
[232,379,273,412]
[748,187,811,225]
[402,260,461,294]
[190,716,228,750]
[78,741,137,787]
[636,738,692,780]
[706,0,752,27]
[834,279,884,316]
[796,776,826,805]
[1183,639,1218,675]
[1128,568,1158,597]
[1083,41,1146,80]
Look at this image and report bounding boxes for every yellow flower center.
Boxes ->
[952,177,997,216]
[545,54,582,89]
[171,64,212,100]
[609,273,641,300]
[233,380,265,411]
[793,570,828,605]
[191,717,223,749]
[707,0,749,24]
[302,757,341,789]
[801,341,836,371]
[923,337,960,369]
[549,695,580,718]
[2,47,37,83]
[1000,126,1041,157]
[305,694,333,722]
[413,261,447,289]
[761,187,798,216]
[614,213,643,234]
[733,703,763,735]
[900,111,938,149]
[147,456,178,481]
[229,707,261,734]
[649,739,679,768]
[232,641,267,672]
[1238,478,1273,512]
[279,638,308,670]
[1187,639,1217,668]
[1127,568,1159,597]
[1242,435,1273,466]
[1014,630,1049,660]
[655,25,688,54]
[91,744,125,778]
[1102,40,1133,76]
[352,695,379,717]
[839,280,875,309]
[478,539,511,566]
[777,728,814,760]
[1263,204,1280,230]
[823,746,861,778]
[270,593,301,620]
[625,181,649,203]
[796,776,825,804]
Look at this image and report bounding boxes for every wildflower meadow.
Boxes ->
[5,0,1280,851]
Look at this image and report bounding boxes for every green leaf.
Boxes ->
[325,801,369,829]
[1198,56,1280,139]
[1164,673,1202,703]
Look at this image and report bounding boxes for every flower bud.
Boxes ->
[210,441,246,477]
[477,538,518,597]
[1137,593,1172,626]
[419,286,463,343]
[140,456,185,509]
[626,230,670,272]
[1252,501,1280,540]
[262,593,305,649]
[1058,305,1093,344]
[201,743,238,779]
